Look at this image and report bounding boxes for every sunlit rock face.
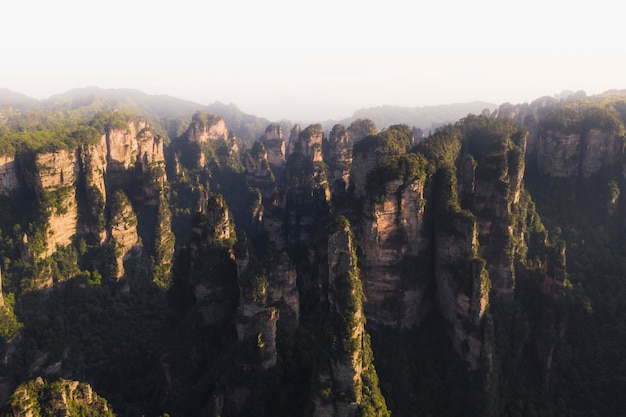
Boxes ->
[106,121,143,171]
[0,155,19,195]
[186,116,228,144]
[260,123,286,169]
[293,124,324,163]
[184,112,229,167]
[81,134,108,206]
[35,149,80,257]
[359,178,429,328]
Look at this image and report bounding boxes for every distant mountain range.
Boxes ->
[323,101,497,134]
[0,88,38,111]
[0,86,496,141]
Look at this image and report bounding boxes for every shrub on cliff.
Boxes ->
[365,153,429,203]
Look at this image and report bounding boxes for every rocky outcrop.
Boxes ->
[460,123,527,294]
[434,208,489,370]
[260,123,286,170]
[537,128,623,179]
[153,191,175,288]
[283,128,331,248]
[245,142,276,200]
[103,120,165,174]
[314,218,389,417]
[293,124,324,163]
[360,178,429,328]
[35,150,79,257]
[35,149,78,193]
[236,250,299,370]
[204,195,234,242]
[0,155,19,196]
[136,127,165,172]
[107,190,144,281]
[537,131,584,178]
[79,135,107,241]
[184,112,229,168]
[347,118,377,143]
[186,113,228,144]
[284,159,330,246]
[3,378,113,417]
[326,124,353,194]
[186,195,239,326]
[106,121,141,172]
[326,225,365,387]
[350,151,378,198]
[287,124,302,156]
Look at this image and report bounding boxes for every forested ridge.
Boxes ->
[0,90,625,416]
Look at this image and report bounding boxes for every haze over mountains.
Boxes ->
[1,86,500,141]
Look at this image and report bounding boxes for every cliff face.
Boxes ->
[283,125,331,248]
[79,135,107,241]
[260,123,286,170]
[107,190,144,281]
[185,195,238,326]
[35,149,78,192]
[293,124,324,162]
[313,219,389,417]
[326,226,365,394]
[360,178,429,328]
[106,121,143,171]
[350,152,378,198]
[186,116,228,144]
[326,124,352,194]
[460,132,527,293]
[537,128,623,178]
[287,124,302,157]
[434,207,489,370]
[0,155,19,196]
[34,150,79,257]
[245,143,275,200]
[185,113,229,168]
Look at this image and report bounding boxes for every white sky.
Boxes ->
[1,0,624,121]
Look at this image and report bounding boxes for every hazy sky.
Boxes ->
[2,0,624,121]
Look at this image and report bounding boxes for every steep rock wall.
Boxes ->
[326,124,353,194]
[260,123,286,169]
[0,155,19,195]
[107,191,143,281]
[187,117,228,144]
[245,144,275,201]
[80,135,108,241]
[460,131,527,294]
[314,220,389,417]
[294,124,323,162]
[434,211,489,370]
[286,124,302,157]
[360,178,429,328]
[537,128,623,178]
[106,122,141,171]
[35,149,79,257]
[349,152,378,198]
[186,195,238,326]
